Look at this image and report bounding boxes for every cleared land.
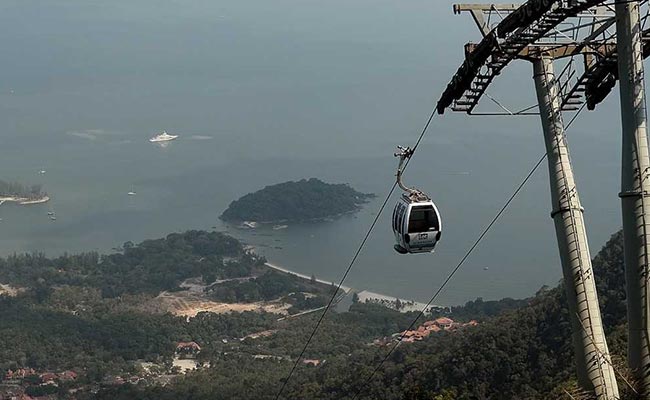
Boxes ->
[155,277,292,317]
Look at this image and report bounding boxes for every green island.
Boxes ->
[220,178,375,224]
[0,180,49,205]
[0,230,636,399]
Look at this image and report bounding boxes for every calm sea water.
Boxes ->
[0,0,625,305]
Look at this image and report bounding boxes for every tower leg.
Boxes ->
[533,55,620,399]
[616,0,650,395]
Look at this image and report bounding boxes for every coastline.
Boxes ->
[263,261,446,312]
[222,207,366,226]
[356,290,445,313]
[264,262,352,293]
[0,195,50,205]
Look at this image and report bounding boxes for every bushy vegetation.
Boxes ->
[209,270,336,311]
[0,230,636,399]
[93,232,634,400]
[220,178,374,223]
[0,230,262,297]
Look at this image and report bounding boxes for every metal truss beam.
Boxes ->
[437,0,622,115]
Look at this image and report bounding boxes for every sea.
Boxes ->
[0,0,625,306]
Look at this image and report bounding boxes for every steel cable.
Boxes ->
[272,107,439,400]
[349,103,587,400]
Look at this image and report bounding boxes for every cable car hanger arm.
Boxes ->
[395,145,416,194]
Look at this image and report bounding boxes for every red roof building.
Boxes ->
[59,370,78,381]
[176,341,201,353]
[434,317,454,328]
[39,372,57,383]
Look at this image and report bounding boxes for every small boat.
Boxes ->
[272,225,288,230]
[50,216,57,221]
[241,221,258,229]
[149,131,179,143]
[127,185,136,196]
[39,169,46,175]
[47,211,55,216]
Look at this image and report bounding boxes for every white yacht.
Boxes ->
[127,185,136,196]
[149,131,179,143]
[241,221,258,229]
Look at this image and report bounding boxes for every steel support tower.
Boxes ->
[534,54,619,398]
[435,0,650,396]
[616,0,650,394]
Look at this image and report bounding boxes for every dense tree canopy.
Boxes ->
[220,178,374,223]
[0,230,636,399]
[0,179,44,198]
[0,230,260,297]
[91,231,634,400]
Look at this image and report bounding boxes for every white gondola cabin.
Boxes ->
[392,192,441,254]
[391,145,442,254]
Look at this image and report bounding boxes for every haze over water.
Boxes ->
[0,0,625,305]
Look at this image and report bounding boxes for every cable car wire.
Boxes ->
[273,107,439,400]
[349,103,587,400]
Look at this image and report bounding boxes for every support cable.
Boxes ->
[272,107,439,400]
[349,102,587,400]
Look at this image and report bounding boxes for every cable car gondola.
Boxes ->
[391,146,442,254]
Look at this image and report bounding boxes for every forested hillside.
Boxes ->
[0,231,633,399]
[0,231,257,297]
[220,178,375,223]
[91,232,634,400]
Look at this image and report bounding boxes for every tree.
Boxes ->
[203,271,217,285]
[352,292,359,303]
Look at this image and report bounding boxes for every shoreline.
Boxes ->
[222,201,375,227]
[0,195,50,205]
[263,261,446,312]
[356,290,445,313]
[264,262,352,293]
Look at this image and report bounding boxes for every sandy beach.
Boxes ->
[356,290,445,313]
[264,261,446,312]
[265,262,351,293]
[0,195,50,205]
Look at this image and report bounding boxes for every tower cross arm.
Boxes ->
[453,3,522,36]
